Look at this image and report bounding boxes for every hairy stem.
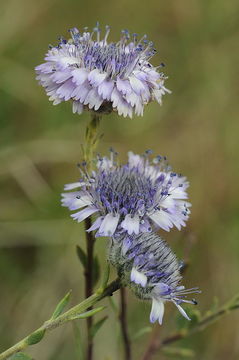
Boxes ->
[84,217,95,360]
[0,279,121,360]
[83,113,101,360]
[142,293,239,360]
[119,287,132,360]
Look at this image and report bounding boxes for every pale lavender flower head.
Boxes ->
[61,150,191,237]
[35,24,170,117]
[109,232,200,324]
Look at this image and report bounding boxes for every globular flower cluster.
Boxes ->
[62,150,191,237]
[62,149,198,323]
[109,232,200,324]
[35,24,170,118]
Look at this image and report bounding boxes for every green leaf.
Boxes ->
[93,256,100,285]
[90,316,108,338]
[69,306,105,320]
[51,290,72,320]
[10,353,33,360]
[162,346,195,358]
[132,326,152,341]
[26,329,45,345]
[76,245,87,269]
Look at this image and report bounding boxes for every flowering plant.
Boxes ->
[1,23,238,360]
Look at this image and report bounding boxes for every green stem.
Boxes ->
[0,279,121,360]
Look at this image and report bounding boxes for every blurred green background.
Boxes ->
[0,0,239,359]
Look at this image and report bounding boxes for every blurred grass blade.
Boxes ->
[93,255,100,285]
[132,326,152,341]
[51,290,72,320]
[76,245,87,269]
[101,261,110,289]
[108,297,118,314]
[90,316,108,338]
[162,346,195,358]
[10,352,33,360]
[69,306,105,320]
[72,322,84,360]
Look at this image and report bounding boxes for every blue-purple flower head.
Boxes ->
[109,232,200,324]
[35,24,170,118]
[62,150,191,237]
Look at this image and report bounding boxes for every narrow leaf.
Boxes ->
[10,353,33,360]
[69,306,105,320]
[163,346,195,358]
[26,329,45,345]
[76,245,87,269]
[90,316,108,338]
[132,327,152,341]
[51,290,72,320]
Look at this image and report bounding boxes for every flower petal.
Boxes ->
[98,213,120,236]
[150,298,165,325]
[149,210,173,232]
[121,214,140,235]
[71,207,99,223]
[130,267,147,287]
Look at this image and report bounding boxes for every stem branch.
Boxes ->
[0,279,121,360]
[142,293,239,360]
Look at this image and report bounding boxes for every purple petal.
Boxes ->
[72,68,89,85]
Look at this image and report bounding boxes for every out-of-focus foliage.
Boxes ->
[0,0,239,359]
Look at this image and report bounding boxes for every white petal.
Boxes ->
[98,79,114,100]
[121,214,140,235]
[72,68,89,85]
[130,268,147,287]
[116,77,132,95]
[128,152,144,169]
[87,216,104,232]
[88,68,107,86]
[72,101,83,114]
[83,88,103,110]
[149,210,173,231]
[68,195,92,210]
[71,207,98,222]
[64,182,83,190]
[129,76,146,95]
[98,213,120,236]
[150,298,165,325]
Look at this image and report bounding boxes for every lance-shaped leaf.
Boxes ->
[26,329,45,345]
[51,290,72,320]
[90,316,108,338]
[68,306,105,321]
[162,346,195,358]
[10,353,33,360]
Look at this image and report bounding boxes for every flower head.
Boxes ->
[109,232,200,324]
[62,150,191,237]
[35,24,170,118]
